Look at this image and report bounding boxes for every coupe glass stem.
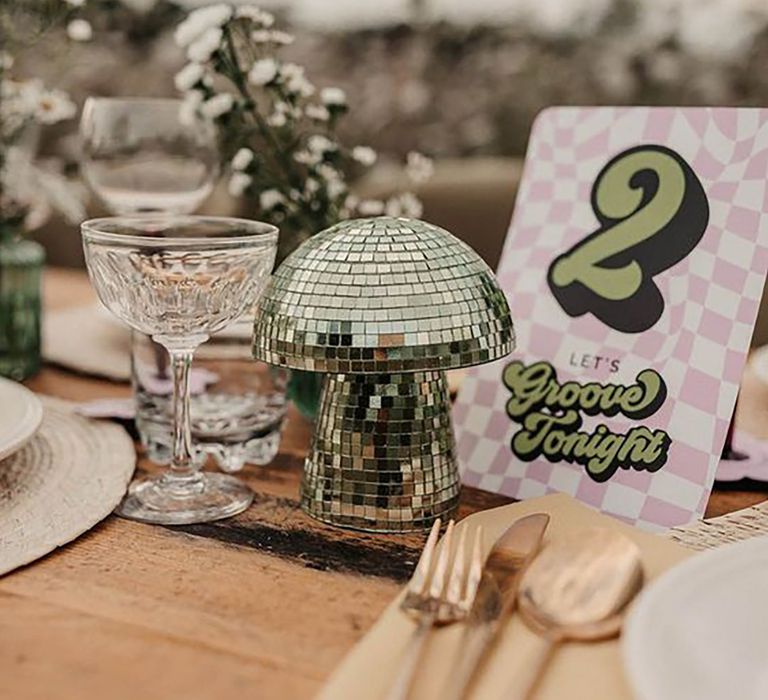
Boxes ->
[165,346,203,493]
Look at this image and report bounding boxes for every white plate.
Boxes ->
[0,377,43,461]
[623,535,768,700]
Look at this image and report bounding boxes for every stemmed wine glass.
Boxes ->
[81,215,278,524]
[80,97,218,214]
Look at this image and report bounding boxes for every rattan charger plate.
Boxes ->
[0,396,135,576]
[43,304,130,381]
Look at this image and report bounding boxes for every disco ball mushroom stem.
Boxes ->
[253,217,515,532]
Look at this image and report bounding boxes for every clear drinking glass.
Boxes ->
[80,97,218,215]
[133,327,289,472]
[81,215,278,524]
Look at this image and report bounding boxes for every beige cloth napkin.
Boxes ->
[318,493,692,700]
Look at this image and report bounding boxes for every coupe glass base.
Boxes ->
[116,472,254,525]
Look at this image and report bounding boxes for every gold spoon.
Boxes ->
[506,528,644,700]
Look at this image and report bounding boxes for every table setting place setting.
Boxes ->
[6,3,768,700]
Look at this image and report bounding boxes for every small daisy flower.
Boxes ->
[178,90,204,126]
[249,58,278,86]
[281,63,315,97]
[267,111,287,127]
[305,104,330,121]
[67,19,93,42]
[236,6,274,27]
[174,63,205,91]
[269,30,294,45]
[232,147,254,171]
[320,87,346,107]
[174,4,232,48]
[351,146,377,167]
[406,151,434,184]
[34,89,76,124]
[307,134,335,154]
[187,26,223,63]
[200,93,235,120]
[398,192,424,218]
[260,189,285,210]
[358,199,385,216]
[294,150,320,166]
[228,172,252,197]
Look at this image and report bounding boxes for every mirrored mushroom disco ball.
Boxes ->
[253,217,514,532]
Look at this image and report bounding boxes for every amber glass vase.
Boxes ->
[0,227,44,380]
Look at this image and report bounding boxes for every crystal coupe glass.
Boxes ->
[81,215,278,524]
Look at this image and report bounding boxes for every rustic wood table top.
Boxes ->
[2,267,768,700]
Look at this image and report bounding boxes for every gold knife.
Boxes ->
[443,512,550,700]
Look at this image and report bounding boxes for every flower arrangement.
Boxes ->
[172,3,433,262]
[0,0,92,237]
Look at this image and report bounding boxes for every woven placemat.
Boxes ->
[43,305,130,381]
[668,501,768,551]
[0,396,135,576]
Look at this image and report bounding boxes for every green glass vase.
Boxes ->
[287,369,323,421]
[0,231,44,380]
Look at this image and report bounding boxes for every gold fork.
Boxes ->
[383,518,484,700]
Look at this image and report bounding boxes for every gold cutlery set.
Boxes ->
[387,514,643,700]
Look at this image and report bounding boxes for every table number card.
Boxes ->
[454,107,768,530]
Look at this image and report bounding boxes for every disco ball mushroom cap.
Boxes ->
[253,217,515,373]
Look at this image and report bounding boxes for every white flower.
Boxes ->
[304,178,320,194]
[174,4,232,47]
[397,192,423,218]
[326,178,346,199]
[174,62,205,91]
[316,163,340,181]
[64,0,85,5]
[307,134,335,154]
[406,151,434,184]
[178,89,204,126]
[269,30,294,45]
[236,6,274,27]
[34,89,76,124]
[385,198,402,217]
[280,63,315,97]
[187,26,223,62]
[267,111,287,127]
[228,172,252,197]
[248,58,278,86]
[305,104,329,121]
[0,52,14,70]
[232,147,254,171]
[293,150,319,165]
[200,93,235,119]
[2,147,86,228]
[251,29,271,43]
[351,145,377,167]
[358,199,385,216]
[320,87,346,107]
[251,29,293,44]
[340,194,359,217]
[260,189,285,210]
[66,19,92,42]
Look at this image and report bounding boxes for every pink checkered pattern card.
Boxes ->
[454,107,768,530]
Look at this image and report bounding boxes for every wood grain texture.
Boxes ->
[1,268,765,700]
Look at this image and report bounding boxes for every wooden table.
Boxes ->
[3,268,768,700]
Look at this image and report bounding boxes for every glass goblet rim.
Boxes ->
[81,215,279,249]
[83,95,184,110]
